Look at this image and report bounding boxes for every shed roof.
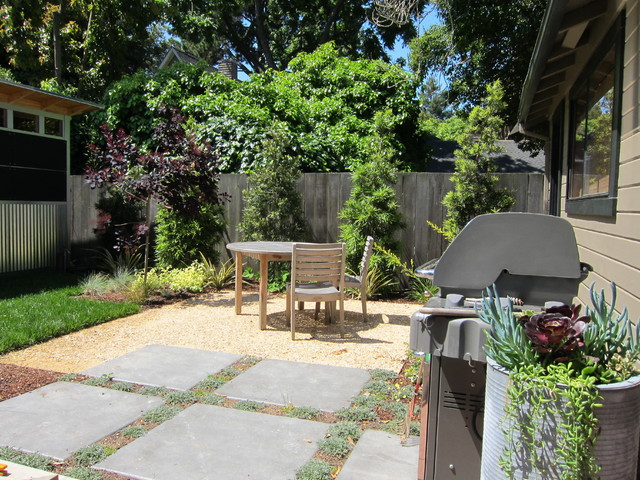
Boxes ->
[516,0,611,134]
[0,80,101,116]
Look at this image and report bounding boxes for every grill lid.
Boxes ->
[433,213,585,303]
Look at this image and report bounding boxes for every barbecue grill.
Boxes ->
[409,213,591,480]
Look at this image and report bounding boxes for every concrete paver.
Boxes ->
[0,382,163,460]
[337,430,420,480]
[95,403,329,480]
[216,358,371,412]
[81,344,243,390]
[0,459,76,479]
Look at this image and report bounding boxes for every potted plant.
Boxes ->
[478,283,640,480]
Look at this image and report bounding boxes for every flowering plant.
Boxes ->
[479,283,640,384]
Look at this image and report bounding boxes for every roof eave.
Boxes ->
[517,0,569,130]
[0,79,102,116]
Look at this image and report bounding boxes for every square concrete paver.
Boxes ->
[0,382,163,460]
[216,358,371,412]
[337,430,419,480]
[82,345,243,390]
[95,403,329,480]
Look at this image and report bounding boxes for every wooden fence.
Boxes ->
[70,172,544,266]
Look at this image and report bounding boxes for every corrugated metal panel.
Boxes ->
[0,202,67,273]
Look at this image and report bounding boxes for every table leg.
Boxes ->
[234,252,243,315]
[259,254,268,330]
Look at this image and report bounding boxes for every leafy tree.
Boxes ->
[155,202,226,268]
[339,111,405,274]
[410,0,546,127]
[162,0,427,74]
[85,107,226,278]
[0,0,166,99]
[440,81,515,240]
[98,44,424,173]
[239,128,308,242]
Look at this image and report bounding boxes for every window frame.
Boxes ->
[566,13,624,217]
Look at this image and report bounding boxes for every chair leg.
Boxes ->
[323,302,332,325]
[360,288,368,322]
[285,284,291,327]
[291,295,296,341]
[339,297,345,338]
[315,302,321,322]
[299,301,305,310]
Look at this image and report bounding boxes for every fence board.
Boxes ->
[68,172,544,267]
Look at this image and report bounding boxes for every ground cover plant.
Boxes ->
[0,270,139,354]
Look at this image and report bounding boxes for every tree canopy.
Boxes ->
[0,0,166,99]
[95,43,424,173]
[162,0,427,74]
[410,0,547,128]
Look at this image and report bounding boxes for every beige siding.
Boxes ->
[560,0,640,319]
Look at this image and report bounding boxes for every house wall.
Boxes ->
[556,0,640,320]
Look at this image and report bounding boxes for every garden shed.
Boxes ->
[516,0,640,318]
[0,79,100,273]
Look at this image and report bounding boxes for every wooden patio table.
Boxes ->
[226,241,293,330]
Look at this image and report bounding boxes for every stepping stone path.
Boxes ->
[82,344,242,390]
[0,345,418,479]
[216,358,371,411]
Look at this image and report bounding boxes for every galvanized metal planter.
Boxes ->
[481,358,640,480]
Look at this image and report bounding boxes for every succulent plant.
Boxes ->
[520,304,590,360]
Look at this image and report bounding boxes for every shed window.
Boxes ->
[567,15,623,216]
[44,117,63,137]
[0,108,6,128]
[13,110,39,133]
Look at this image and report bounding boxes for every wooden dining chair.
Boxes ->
[285,242,345,340]
[343,235,374,321]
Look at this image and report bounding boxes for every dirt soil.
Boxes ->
[0,290,422,388]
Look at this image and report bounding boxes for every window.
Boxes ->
[568,16,623,216]
[0,108,6,128]
[44,116,63,137]
[13,110,39,133]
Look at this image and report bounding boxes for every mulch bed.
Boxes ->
[0,363,63,401]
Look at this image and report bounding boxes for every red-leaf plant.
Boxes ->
[86,106,229,280]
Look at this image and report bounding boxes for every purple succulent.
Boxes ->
[520,304,591,359]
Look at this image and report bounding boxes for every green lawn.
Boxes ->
[0,270,139,354]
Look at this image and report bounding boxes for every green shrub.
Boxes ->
[336,406,377,422]
[410,420,421,436]
[234,400,264,411]
[318,435,352,457]
[58,373,78,382]
[328,421,362,442]
[239,128,308,244]
[200,256,235,290]
[383,401,408,420]
[82,375,111,387]
[196,376,226,390]
[391,385,415,403]
[369,369,397,381]
[66,466,103,480]
[296,459,333,480]
[363,379,392,396]
[164,390,198,405]
[155,202,226,268]
[285,406,320,419]
[120,426,147,438]
[143,405,182,423]
[351,394,383,409]
[79,272,112,296]
[73,444,108,466]
[201,393,224,405]
[0,447,52,470]
[219,367,243,377]
[138,386,169,396]
[110,382,134,392]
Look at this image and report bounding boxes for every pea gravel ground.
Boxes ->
[0,290,421,375]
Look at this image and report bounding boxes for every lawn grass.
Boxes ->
[0,269,139,354]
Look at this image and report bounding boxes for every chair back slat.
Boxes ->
[292,243,345,288]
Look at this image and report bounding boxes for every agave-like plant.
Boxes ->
[519,304,590,362]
